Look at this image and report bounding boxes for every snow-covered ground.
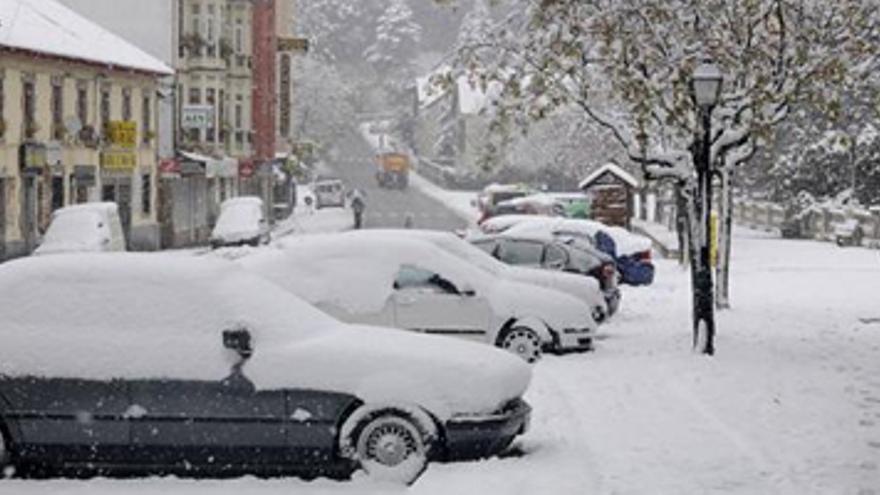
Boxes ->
[5,227,878,494]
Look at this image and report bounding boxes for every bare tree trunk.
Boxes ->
[715,166,734,309]
[675,183,690,266]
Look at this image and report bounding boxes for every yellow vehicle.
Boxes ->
[375,152,410,190]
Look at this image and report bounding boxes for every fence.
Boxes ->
[636,192,880,247]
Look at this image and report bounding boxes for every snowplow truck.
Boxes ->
[375,152,410,190]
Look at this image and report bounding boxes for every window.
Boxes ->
[76,84,88,129]
[191,2,200,15]
[543,244,568,270]
[51,80,64,140]
[141,173,152,215]
[23,78,36,139]
[234,103,242,128]
[235,26,243,52]
[189,87,201,105]
[394,265,459,294]
[100,86,111,130]
[122,88,132,121]
[141,95,151,145]
[498,240,544,266]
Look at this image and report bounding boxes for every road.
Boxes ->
[322,132,467,232]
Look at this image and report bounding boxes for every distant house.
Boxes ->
[413,66,500,181]
[579,162,640,229]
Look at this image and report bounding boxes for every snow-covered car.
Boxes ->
[483,215,655,286]
[210,196,269,249]
[376,229,610,323]
[468,231,621,319]
[0,254,531,484]
[313,178,346,208]
[33,202,126,255]
[238,232,598,362]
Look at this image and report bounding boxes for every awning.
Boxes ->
[178,151,238,179]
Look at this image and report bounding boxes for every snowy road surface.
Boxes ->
[3,229,879,494]
[323,132,469,231]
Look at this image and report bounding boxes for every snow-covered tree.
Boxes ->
[440,0,880,354]
[291,55,356,152]
[364,0,423,88]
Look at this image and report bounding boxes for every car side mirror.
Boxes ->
[459,283,477,297]
[223,328,253,359]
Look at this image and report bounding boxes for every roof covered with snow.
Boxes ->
[579,162,640,189]
[0,0,173,75]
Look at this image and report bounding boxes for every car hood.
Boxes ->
[491,280,597,332]
[247,324,532,420]
[505,266,605,310]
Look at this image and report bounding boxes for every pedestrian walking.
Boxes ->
[349,188,366,229]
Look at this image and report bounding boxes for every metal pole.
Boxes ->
[694,105,716,355]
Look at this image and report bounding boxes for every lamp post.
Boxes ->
[691,60,723,355]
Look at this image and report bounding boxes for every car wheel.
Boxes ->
[354,413,428,485]
[592,306,606,324]
[499,326,543,363]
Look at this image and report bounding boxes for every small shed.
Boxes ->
[578,162,639,229]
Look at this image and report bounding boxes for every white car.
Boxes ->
[312,178,346,208]
[373,229,609,322]
[238,232,598,362]
[34,202,126,255]
[210,197,269,248]
[0,253,531,484]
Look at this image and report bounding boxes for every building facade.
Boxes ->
[0,1,171,259]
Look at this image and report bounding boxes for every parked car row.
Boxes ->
[2,200,642,485]
[0,253,532,484]
[479,215,656,286]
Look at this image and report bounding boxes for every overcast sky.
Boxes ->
[57,0,174,63]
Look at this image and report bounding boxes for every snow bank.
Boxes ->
[0,254,530,419]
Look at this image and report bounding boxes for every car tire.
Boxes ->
[499,326,543,363]
[353,412,429,485]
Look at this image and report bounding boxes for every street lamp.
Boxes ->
[693,61,723,108]
[690,59,723,355]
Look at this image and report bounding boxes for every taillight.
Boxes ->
[638,250,652,262]
[602,263,617,282]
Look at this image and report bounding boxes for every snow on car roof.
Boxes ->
[240,232,490,315]
[0,253,335,382]
[508,217,653,256]
[0,0,173,75]
[51,201,119,216]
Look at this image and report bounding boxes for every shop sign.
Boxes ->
[101,150,138,172]
[106,121,137,149]
[181,105,214,130]
[158,158,180,175]
[19,143,48,170]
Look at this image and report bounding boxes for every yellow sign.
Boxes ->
[101,150,137,172]
[106,121,137,149]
